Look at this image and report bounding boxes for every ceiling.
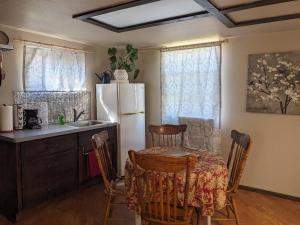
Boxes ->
[0,0,300,48]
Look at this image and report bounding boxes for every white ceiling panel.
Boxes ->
[229,1,300,22]
[92,0,205,28]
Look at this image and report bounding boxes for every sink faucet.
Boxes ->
[73,109,85,122]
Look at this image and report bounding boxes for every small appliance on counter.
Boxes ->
[13,103,24,130]
[0,104,13,132]
[23,109,42,129]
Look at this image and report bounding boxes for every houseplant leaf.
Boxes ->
[108,47,117,56]
[126,44,133,53]
[134,69,140,80]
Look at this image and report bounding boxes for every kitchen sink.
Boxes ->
[68,120,107,127]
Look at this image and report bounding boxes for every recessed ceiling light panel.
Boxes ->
[73,0,208,32]
[92,0,205,28]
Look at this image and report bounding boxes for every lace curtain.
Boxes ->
[161,45,221,126]
[24,44,86,91]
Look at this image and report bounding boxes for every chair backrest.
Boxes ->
[149,124,187,147]
[227,130,251,193]
[128,150,197,224]
[92,131,117,193]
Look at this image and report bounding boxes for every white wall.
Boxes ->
[139,29,300,198]
[137,49,161,146]
[222,30,300,197]
[0,25,108,119]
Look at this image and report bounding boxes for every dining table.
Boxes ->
[124,146,229,225]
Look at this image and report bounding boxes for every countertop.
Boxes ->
[0,122,118,143]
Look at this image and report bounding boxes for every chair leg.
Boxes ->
[231,197,240,225]
[226,204,231,218]
[196,209,201,225]
[104,195,112,225]
[142,219,150,225]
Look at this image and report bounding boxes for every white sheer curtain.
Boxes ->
[24,44,86,91]
[161,45,221,126]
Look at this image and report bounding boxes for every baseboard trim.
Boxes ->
[239,185,300,202]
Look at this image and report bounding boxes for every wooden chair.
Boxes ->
[128,150,197,225]
[212,130,251,225]
[92,131,126,225]
[149,124,187,147]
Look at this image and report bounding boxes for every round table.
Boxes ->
[125,146,228,224]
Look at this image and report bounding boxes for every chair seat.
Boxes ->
[143,202,194,222]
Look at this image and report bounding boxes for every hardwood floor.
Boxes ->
[0,184,299,225]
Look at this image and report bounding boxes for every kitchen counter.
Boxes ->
[0,122,118,143]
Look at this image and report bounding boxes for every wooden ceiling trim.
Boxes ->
[235,13,300,27]
[193,0,236,27]
[220,0,296,14]
[73,0,161,20]
[83,18,120,32]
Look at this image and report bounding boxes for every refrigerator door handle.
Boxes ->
[121,112,139,116]
[121,111,145,116]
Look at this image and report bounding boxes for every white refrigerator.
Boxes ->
[96,83,145,175]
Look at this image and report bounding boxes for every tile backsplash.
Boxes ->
[14,91,91,124]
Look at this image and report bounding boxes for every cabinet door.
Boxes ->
[22,149,77,208]
[78,126,117,184]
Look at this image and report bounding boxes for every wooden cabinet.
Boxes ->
[21,134,77,208]
[78,126,117,184]
[0,125,117,222]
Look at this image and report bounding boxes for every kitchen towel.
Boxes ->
[87,150,100,177]
[0,105,13,132]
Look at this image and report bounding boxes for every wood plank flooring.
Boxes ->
[0,184,299,225]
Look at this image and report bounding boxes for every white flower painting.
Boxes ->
[247,51,300,114]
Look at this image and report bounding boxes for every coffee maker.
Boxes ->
[23,109,42,129]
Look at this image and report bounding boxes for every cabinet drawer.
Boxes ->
[22,149,77,190]
[21,134,77,161]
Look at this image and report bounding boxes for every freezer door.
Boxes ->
[96,84,118,122]
[119,113,145,175]
[119,84,142,114]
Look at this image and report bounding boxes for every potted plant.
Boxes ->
[108,44,140,81]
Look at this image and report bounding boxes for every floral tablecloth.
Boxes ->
[125,147,228,216]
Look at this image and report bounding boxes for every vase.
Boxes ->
[114,69,128,81]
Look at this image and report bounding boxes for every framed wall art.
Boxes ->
[247,51,300,115]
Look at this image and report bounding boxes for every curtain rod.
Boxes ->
[160,40,228,52]
[13,39,96,54]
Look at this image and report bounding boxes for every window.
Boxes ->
[24,44,86,91]
[161,45,221,127]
